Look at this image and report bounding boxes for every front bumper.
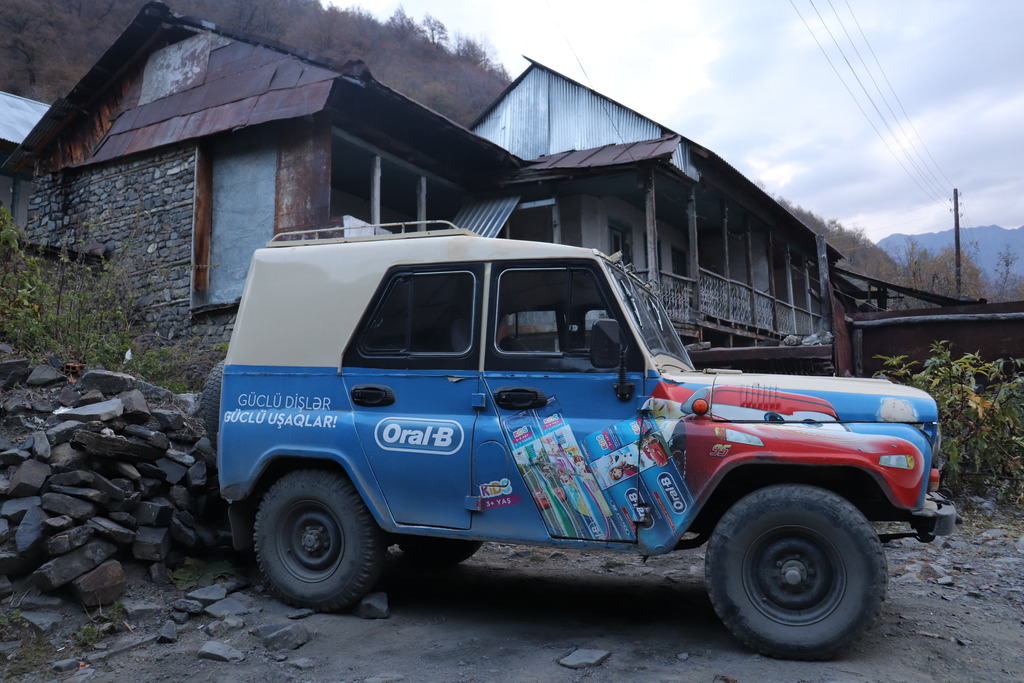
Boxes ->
[910,492,960,540]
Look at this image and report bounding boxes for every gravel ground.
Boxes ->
[2,500,1023,683]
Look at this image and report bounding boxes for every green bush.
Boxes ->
[0,208,224,392]
[878,341,1024,502]
[0,206,134,366]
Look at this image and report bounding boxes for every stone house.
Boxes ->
[4,2,519,342]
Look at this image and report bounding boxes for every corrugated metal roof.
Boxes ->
[528,134,680,171]
[4,1,520,182]
[453,195,521,238]
[87,35,337,166]
[0,92,48,146]
[473,60,699,180]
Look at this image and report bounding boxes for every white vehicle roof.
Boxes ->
[226,229,604,368]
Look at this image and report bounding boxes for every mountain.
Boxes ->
[876,224,1024,277]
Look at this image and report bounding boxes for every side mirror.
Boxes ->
[590,319,621,369]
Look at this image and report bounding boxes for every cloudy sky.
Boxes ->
[340,0,1024,242]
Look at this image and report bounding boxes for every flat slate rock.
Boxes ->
[559,648,611,669]
[197,640,245,662]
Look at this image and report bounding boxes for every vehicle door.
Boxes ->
[343,265,482,530]
[475,261,649,543]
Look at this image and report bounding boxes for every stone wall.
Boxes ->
[25,145,234,344]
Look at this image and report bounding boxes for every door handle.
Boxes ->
[351,384,396,407]
[494,386,548,410]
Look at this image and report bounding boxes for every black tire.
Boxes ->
[199,360,224,447]
[705,484,886,660]
[396,536,483,568]
[254,470,385,611]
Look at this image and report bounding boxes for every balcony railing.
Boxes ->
[640,268,820,337]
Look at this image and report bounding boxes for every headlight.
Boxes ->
[879,454,915,470]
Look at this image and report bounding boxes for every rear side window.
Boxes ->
[361,270,475,356]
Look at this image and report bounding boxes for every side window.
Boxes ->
[495,267,607,355]
[362,270,475,355]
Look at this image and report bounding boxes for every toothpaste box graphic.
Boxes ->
[581,415,694,535]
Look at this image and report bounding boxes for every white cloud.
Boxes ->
[337,0,1024,240]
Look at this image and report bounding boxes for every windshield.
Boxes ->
[605,263,694,370]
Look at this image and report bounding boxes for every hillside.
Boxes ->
[877,225,1024,278]
[0,0,510,127]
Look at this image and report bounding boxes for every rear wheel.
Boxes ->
[199,360,224,446]
[396,536,483,568]
[705,484,886,660]
[255,470,385,611]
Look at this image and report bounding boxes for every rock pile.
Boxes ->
[0,364,225,607]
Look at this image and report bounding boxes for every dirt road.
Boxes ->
[7,506,1022,683]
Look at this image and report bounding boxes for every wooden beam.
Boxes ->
[416,175,427,225]
[371,155,381,225]
[816,233,833,333]
[192,143,212,293]
[644,168,658,283]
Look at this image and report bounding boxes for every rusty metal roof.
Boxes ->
[527,134,680,171]
[4,1,519,181]
[88,37,337,166]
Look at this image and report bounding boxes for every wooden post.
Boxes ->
[417,175,427,226]
[644,168,658,287]
[784,245,795,333]
[720,199,730,320]
[192,143,213,293]
[371,155,381,225]
[816,233,832,333]
[688,185,700,318]
[745,215,756,327]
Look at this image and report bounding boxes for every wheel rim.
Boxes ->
[741,525,845,625]
[277,501,345,582]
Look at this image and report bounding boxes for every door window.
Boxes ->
[492,266,609,369]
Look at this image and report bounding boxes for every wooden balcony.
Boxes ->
[642,269,822,340]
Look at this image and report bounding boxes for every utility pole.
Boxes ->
[953,188,961,298]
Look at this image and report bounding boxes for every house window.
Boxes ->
[609,222,632,264]
[671,247,688,277]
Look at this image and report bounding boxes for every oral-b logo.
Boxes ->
[658,473,687,514]
[374,418,464,455]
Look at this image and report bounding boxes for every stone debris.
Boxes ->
[354,591,390,619]
[558,648,611,669]
[157,619,178,643]
[198,640,246,662]
[256,622,311,650]
[1,366,225,607]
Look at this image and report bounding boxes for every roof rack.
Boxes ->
[267,220,474,246]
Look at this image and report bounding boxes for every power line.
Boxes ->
[828,0,950,199]
[802,0,948,205]
[841,0,955,190]
[792,0,952,210]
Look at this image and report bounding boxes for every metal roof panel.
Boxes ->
[0,92,49,146]
[453,195,521,238]
[528,135,681,171]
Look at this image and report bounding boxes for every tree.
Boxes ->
[988,245,1024,303]
[422,14,449,50]
[386,6,423,42]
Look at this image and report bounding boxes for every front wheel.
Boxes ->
[705,484,886,660]
[254,470,385,611]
